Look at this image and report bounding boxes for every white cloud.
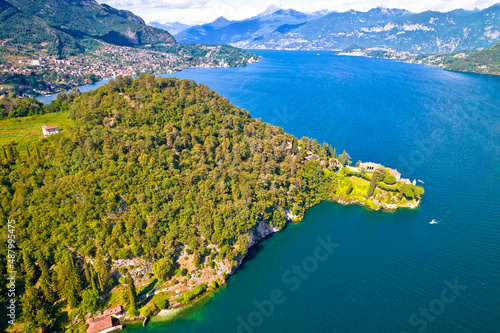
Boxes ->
[97,0,500,25]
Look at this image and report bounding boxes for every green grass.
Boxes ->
[0,111,72,153]
[350,177,369,187]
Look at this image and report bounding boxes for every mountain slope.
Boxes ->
[175,7,328,44]
[1,0,175,56]
[175,17,235,43]
[178,5,500,53]
[0,0,85,55]
[420,40,500,74]
[248,5,500,52]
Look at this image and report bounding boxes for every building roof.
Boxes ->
[103,305,122,316]
[389,168,401,176]
[400,178,411,184]
[87,316,113,333]
[41,125,58,130]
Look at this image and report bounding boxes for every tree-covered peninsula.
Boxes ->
[0,75,423,332]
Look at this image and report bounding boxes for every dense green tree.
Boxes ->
[53,252,82,308]
[81,288,100,313]
[384,174,397,185]
[153,258,174,283]
[192,251,201,267]
[94,256,111,292]
[403,186,414,199]
[21,322,38,333]
[22,250,36,286]
[373,166,386,182]
[21,286,42,324]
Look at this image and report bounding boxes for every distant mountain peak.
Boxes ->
[258,5,282,17]
[214,16,229,22]
[307,9,332,16]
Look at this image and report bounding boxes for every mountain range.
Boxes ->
[0,0,175,56]
[148,21,192,35]
[172,4,500,53]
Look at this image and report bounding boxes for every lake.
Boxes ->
[48,50,500,332]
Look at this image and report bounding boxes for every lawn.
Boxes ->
[350,176,369,187]
[0,111,72,154]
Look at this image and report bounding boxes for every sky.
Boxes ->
[97,0,500,25]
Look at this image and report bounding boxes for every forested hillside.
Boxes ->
[0,76,333,330]
[436,41,500,74]
[0,0,174,56]
[0,76,423,331]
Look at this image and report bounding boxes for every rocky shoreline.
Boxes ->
[108,192,420,328]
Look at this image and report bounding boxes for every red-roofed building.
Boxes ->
[86,315,122,333]
[400,178,412,185]
[103,305,122,316]
[388,168,401,181]
[86,305,123,333]
[41,125,59,137]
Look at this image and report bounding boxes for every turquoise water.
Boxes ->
[47,50,500,332]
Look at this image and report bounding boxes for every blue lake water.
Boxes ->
[49,50,500,332]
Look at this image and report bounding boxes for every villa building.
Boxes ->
[359,162,381,171]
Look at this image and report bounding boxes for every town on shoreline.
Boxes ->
[0,42,260,99]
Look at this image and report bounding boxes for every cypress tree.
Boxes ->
[367,173,377,197]
[333,147,336,159]
[36,250,50,281]
[39,274,56,304]
[340,150,346,166]
[35,143,42,160]
[89,265,98,291]
[26,146,31,158]
[126,270,137,309]
[23,250,36,286]
[291,137,298,154]
[84,260,92,286]
[1,145,6,160]
[97,271,104,292]
[346,183,353,195]
[398,183,404,200]
[6,144,15,162]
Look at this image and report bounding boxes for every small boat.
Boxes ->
[418,179,424,183]
[143,316,150,327]
[429,219,438,224]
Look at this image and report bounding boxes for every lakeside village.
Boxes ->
[24,127,424,333]
[0,43,243,98]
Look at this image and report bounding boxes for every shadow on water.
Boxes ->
[235,222,290,274]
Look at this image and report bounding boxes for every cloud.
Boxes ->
[97,0,500,25]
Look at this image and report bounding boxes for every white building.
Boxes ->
[359,162,381,171]
[41,125,59,137]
